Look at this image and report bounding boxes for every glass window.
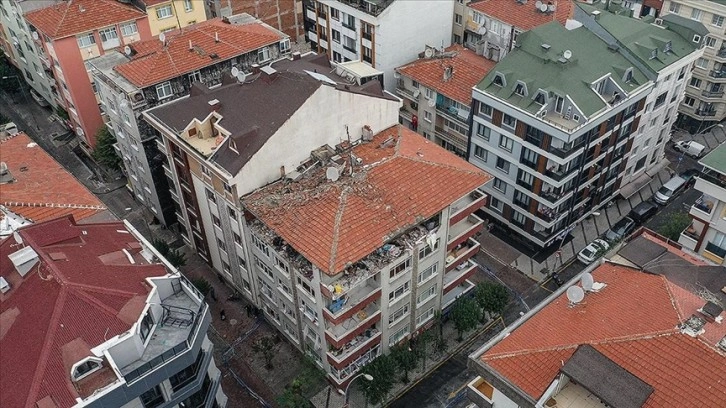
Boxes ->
[140,385,164,408]
[156,5,173,19]
[416,284,437,305]
[184,0,193,12]
[493,178,507,193]
[121,21,138,36]
[156,81,172,99]
[418,263,438,284]
[502,114,516,130]
[418,240,439,259]
[668,3,680,13]
[713,15,725,27]
[474,145,488,160]
[512,210,526,226]
[77,32,95,48]
[476,123,490,140]
[691,8,702,21]
[388,302,410,326]
[479,103,492,117]
[495,157,510,174]
[389,257,412,279]
[98,26,119,49]
[389,281,410,303]
[258,47,270,62]
[499,134,514,152]
[139,311,154,342]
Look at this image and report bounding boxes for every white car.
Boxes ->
[577,239,610,265]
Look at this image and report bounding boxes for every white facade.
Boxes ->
[307,0,454,90]
[0,0,60,107]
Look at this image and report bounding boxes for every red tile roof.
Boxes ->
[397,45,496,104]
[470,0,574,31]
[0,133,107,224]
[480,264,726,408]
[24,0,145,40]
[242,125,491,275]
[0,216,167,408]
[113,18,286,87]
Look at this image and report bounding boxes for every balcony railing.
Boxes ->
[436,103,469,125]
[343,44,357,53]
[450,190,486,222]
[363,31,372,41]
[693,195,716,215]
[447,213,484,250]
[702,90,724,98]
[545,164,577,181]
[399,108,413,122]
[446,238,480,273]
[536,206,559,223]
[699,169,726,189]
[705,242,726,258]
[396,87,417,101]
[325,302,381,349]
[443,260,477,292]
[695,108,717,117]
[710,70,726,79]
[327,330,380,364]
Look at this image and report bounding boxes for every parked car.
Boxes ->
[1,122,18,137]
[673,140,706,158]
[628,201,658,224]
[577,239,610,265]
[605,217,636,242]
[679,168,701,187]
[654,176,687,205]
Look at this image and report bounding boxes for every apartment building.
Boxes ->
[461,0,574,61]
[240,125,490,385]
[303,0,455,90]
[24,0,152,149]
[679,143,726,264]
[662,0,726,132]
[575,4,704,197]
[470,22,652,249]
[467,250,726,408]
[0,215,226,408]
[217,0,304,40]
[140,0,209,35]
[89,16,289,226]
[0,0,62,108]
[141,53,400,289]
[395,44,495,157]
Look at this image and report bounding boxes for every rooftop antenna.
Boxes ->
[566,285,585,305]
[345,125,354,176]
[581,272,594,291]
[159,32,166,46]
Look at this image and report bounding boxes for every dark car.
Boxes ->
[605,217,636,242]
[628,201,658,224]
[679,169,701,187]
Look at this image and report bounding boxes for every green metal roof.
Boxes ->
[578,3,701,74]
[700,142,726,173]
[476,22,648,117]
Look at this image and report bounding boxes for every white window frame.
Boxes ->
[258,47,271,62]
[388,302,410,326]
[668,3,681,13]
[418,239,440,260]
[499,134,514,152]
[416,307,435,327]
[156,5,173,19]
[417,263,438,285]
[98,26,119,49]
[184,0,193,12]
[389,281,410,305]
[120,21,138,36]
[416,284,437,305]
[713,14,725,27]
[156,81,173,100]
[77,32,95,48]
[691,8,702,21]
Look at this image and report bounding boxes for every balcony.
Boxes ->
[467,377,495,408]
[447,213,484,251]
[545,163,578,182]
[444,259,478,293]
[396,86,418,101]
[399,108,413,122]
[692,194,716,217]
[163,162,173,179]
[330,344,381,384]
[702,90,724,99]
[548,140,584,159]
[436,103,469,125]
[434,126,468,152]
[446,238,480,273]
[442,279,475,310]
[322,278,381,325]
[451,190,487,223]
[306,7,316,20]
[704,241,726,263]
[695,108,717,117]
[156,137,167,154]
[536,205,559,223]
[343,44,357,53]
[327,329,381,366]
[324,301,381,349]
[710,70,726,80]
[679,224,700,251]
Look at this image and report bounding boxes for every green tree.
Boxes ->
[152,239,187,268]
[656,211,691,241]
[0,50,20,94]
[451,297,481,341]
[432,310,447,354]
[390,343,417,383]
[277,378,310,408]
[412,330,432,370]
[252,335,277,369]
[475,281,510,321]
[54,106,69,121]
[190,277,212,296]
[92,126,121,170]
[360,354,397,405]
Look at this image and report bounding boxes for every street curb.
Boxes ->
[385,317,506,407]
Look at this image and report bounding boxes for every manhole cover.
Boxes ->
[229,319,238,326]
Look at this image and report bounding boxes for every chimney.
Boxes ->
[592,10,601,20]
[189,40,193,51]
[215,32,219,43]
[208,99,221,112]
[292,51,301,61]
[251,63,261,74]
[443,66,454,82]
[699,301,724,323]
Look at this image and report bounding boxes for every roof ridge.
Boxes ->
[1,201,107,210]
[327,186,350,273]
[70,285,128,320]
[65,281,144,297]
[661,274,687,321]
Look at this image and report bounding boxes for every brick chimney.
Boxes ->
[208,99,221,112]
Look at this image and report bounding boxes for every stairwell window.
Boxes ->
[691,8,702,21]
[156,5,173,19]
[77,32,95,48]
[258,47,271,62]
[99,26,119,49]
[156,81,172,100]
[389,281,410,304]
[121,21,138,37]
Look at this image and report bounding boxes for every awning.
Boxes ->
[619,172,652,199]
[645,158,671,178]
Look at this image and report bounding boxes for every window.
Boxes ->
[389,257,411,279]
[521,147,538,167]
[479,103,492,117]
[669,2,681,13]
[274,257,290,275]
[345,14,355,29]
[156,81,172,99]
[476,124,491,140]
[713,14,725,27]
[233,232,242,245]
[252,234,271,257]
[493,178,507,193]
[228,206,236,218]
[223,182,233,194]
[654,92,667,108]
[72,359,101,381]
[690,77,702,88]
[490,197,504,212]
[258,47,270,62]
[495,157,510,174]
[513,191,530,208]
[691,8,702,21]
[696,57,709,69]
[297,277,315,297]
[206,189,216,203]
[331,8,340,20]
[514,82,526,96]
[419,239,440,259]
[279,39,291,53]
[425,88,434,99]
[424,111,433,122]
[474,145,488,160]
[634,156,647,171]
[255,256,273,280]
[498,135,514,153]
[156,5,173,19]
[98,26,119,49]
[332,29,340,43]
[417,284,437,305]
[389,302,410,326]
[416,307,435,327]
[120,21,138,36]
[184,0,193,12]
[216,238,226,252]
[502,114,516,130]
[517,169,534,189]
[693,34,701,43]
[389,281,410,304]
[389,326,409,346]
[705,36,717,48]
[189,70,201,84]
[77,32,95,48]
[684,96,695,107]
[140,385,164,408]
[455,14,462,25]
[512,210,526,226]
[418,263,438,286]
[139,311,154,342]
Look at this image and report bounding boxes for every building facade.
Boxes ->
[662,0,726,131]
[0,216,226,408]
[240,125,490,386]
[575,4,704,196]
[89,16,289,226]
[470,22,652,250]
[140,0,209,35]
[24,0,153,149]
[679,143,726,264]
[0,0,62,108]
[395,44,495,157]
[303,0,455,90]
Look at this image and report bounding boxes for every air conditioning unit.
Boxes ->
[413,89,420,98]
[655,18,664,26]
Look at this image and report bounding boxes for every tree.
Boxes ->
[252,335,277,369]
[190,277,212,296]
[0,50,20,94]
[432,310,447,354]
[451,297,481,341]
[412,330,432,370]
[475,281,510,321]
[390,343,417,383]
[360,354,397,405]
[656,211,691,241]
[277,356,325,407]
[92,126,121,170]
[277,379,309,408]
[152,239,187,268]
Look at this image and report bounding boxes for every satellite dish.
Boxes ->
[75,127,84,136]
[563,49,572,60]
[424,48,434,58]
[13,231,22,244]
[393,71,401,79]
[427,99,435,108]
[159,32,166,44]
[566,286,585,304]
[581,273,594,291]
[236,72,247,83]
[31,31,39,41]
[326,167,340,182]
[535,1,543,9]
[124,45,132,56]
[231,66,240,77]
[539,3,548,12]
